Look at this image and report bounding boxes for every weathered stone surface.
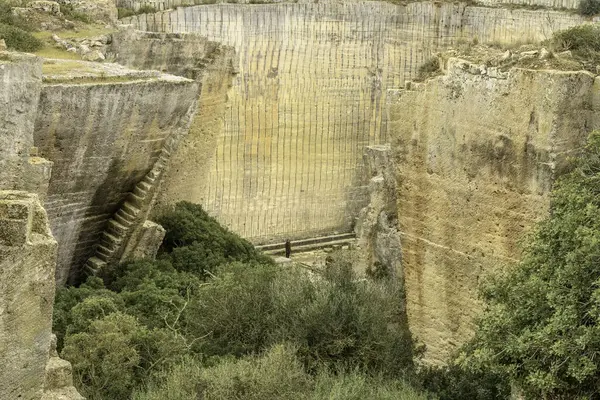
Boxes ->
[41,335,83,400]
[355,145,402,281]
[29,1,62,15]
[0,191,57,400]
[387,59,599,364]
[0,53,43,193]
[120,219,165,261]
[107,30,237,229]
[33,60,199,285]
[121,2,587,243]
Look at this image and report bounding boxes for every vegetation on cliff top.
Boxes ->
[0,1,43,51]
[54,202,420,399]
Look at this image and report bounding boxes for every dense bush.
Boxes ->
[134,344,427,400]
[418,362,509,400]
[579,0,600,15]
[54,202,418,399]
[60,3,93,23]
[117,5,157,19]
[465,131,600,398]
[417,57,440,81]
[0,23,42,52]
[551,25,600,63]
[0,0,43,52]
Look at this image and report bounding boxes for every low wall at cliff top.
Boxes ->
[121,2,587,243]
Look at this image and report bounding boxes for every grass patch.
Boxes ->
[34,45,80,60]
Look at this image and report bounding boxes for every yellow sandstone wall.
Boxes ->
[122,1,587,243]
[387,59,600,363]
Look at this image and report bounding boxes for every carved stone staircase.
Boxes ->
[84,140,174,276]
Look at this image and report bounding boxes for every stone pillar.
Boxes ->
[0,191,57,399]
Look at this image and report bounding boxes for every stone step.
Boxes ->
[133,185,147,198]
[44,357,74,391]
[262,238,356,256]
[137,181,152,192]
[142,175,156,185]
[147,169,159,179]
[102,231,123,246]
[114,212,134,227]
[96,245,114,259]
[127,192,145,208]
[121,202,139,217]
[85,257,106,274]
[256,232,356,252]
[161,147,171,156]
[107,219,128,236]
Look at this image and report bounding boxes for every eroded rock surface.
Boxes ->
[388,59,600,363]
[121,1,588,243]
[33,60,199,284]
[0,191,57,400]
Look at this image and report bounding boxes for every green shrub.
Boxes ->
[270,252,414,375]
[117,7,136,18]
[551,24,600,62]
[417,57,440,80]
[156,201,272,273]
[134,345,428,400]
[579,0,600,15]
[0,0,34,31]
[465,131,600,398]
[60,3,93,23]
[137,5,157,14]
[0,23,42,52]
[184,261,279,357]
[63,313,143,400]
[56,202,417,399]
[417,362,509,400]
[312,370,427,400]
[117,5,156,19]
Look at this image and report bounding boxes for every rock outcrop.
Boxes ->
[33,59,199,285]
[387,58,600,363]
[0,191,58,400]
[355,145,402,282]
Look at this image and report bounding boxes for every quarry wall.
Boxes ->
[121,1,588,243]
[117,0,582,14]
[387,59,600,363]
[34,63,199,285]
[0,53,48,196]
[108,30,238,217]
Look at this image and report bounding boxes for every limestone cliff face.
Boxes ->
[0,191,57,400]
[387,59,599,363]
[121,1,587,243]
[107,30,237,218]
[0,53,49,196]
[33,63,199,285]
